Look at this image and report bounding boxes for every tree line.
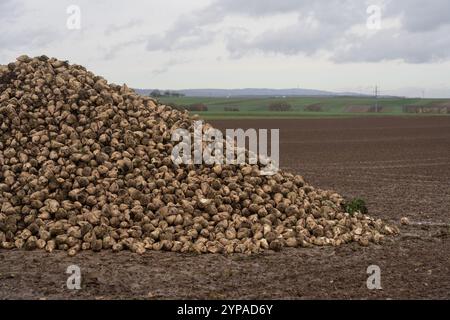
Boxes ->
[150,89,185,98]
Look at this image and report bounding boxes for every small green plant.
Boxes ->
[344,198,368,215]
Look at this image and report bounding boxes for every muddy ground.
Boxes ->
[1,116,449,299]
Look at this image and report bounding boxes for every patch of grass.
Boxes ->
[344,198,368,215]
[156,96,450,119]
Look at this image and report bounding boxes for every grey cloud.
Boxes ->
[216,0,367,21]
[223,1,367,59]
[330,1,450,63]
[151,58,192,76]
[103,38,144,60]
[145,0,368,54]
[145,6,222,52]
[333,26,450,63]
[151,65,169,76]
[143,0,374,59]
[4,0,449,65]
[0,0,64,54]
[102,19,146,59]
[105,19,142,36]
[226,21,339,58]
[0,0,21,20]
[387,0,450,32]
[221,0,450,63]
[146,28,215,51]
[0,27,60,50]
[213,0,306,16]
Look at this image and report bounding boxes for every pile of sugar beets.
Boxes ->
[0,55,399,256]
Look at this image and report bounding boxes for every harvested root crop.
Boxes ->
[0,55,399,255]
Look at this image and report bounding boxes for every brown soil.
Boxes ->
[1,116,449,299]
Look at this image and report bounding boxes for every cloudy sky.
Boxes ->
[1,0,450,97]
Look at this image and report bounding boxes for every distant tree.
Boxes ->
[304,104,322,112]
[150,89,161,98]
[186,103,208,112]
[224,106,239,112]
[268,101,292,112]
[163,90,171,96]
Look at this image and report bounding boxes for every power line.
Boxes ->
[375,85,379,113]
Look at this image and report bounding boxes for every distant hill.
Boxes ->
[134,88,372,97]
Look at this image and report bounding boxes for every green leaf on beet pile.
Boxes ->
[344,198,368,215]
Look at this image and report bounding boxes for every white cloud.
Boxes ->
[1,0,449,97]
